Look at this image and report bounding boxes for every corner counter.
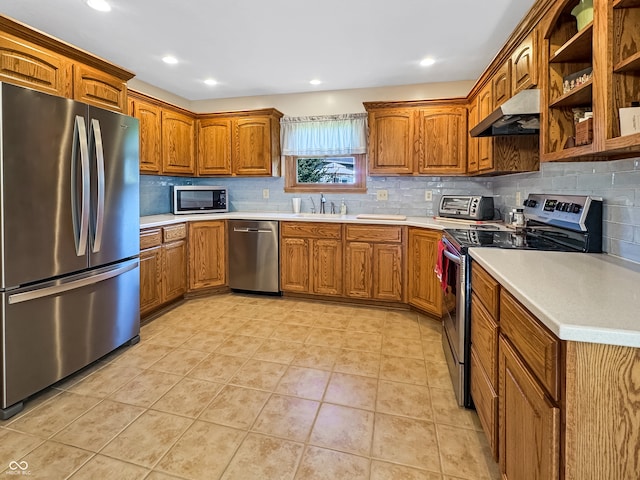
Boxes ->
[469,248,640,348]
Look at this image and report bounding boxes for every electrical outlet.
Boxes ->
[515,191,522,206]
[262,189,270,199]
[424,190,433,201]
[376,189,388,201]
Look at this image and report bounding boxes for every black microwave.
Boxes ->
[172,186,228,214]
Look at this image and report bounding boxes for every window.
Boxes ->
[281,113,367,193]
[284,154,367,193]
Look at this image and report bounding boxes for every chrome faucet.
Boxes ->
[309,196,316,214]
[320,193,326,214]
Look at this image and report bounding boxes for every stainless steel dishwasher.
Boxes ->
[228,220,280,294]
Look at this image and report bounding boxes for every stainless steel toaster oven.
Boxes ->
[438,195,494,221]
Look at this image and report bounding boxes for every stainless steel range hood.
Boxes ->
[470,89,540,137]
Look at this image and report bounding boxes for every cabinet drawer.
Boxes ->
[140,228,162,249]
[163,223,186,242]
[471,264,500,318]
[470,348,498,460]
[281,222,342,239]
[500,290,560,401]
[471,294,499,386]
[345,225,402,243]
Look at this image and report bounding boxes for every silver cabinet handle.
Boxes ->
[71,115,90,256]
[8,261,138,305]
[90,119,105,253]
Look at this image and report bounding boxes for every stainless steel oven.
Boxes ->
[440,236,471,407]
[440,193,603,409]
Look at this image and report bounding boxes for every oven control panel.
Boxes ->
[523,194,601,231]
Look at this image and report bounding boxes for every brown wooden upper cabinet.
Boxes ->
[162,108,196,176]
[73,63,127,113]
[366,108,415,174]
[365,101,467,175]
[128,94,162,174]
[197,109,283,177]
[492,60,512,109]
[0,15,133,113]
[467,97,480,174]
[476,83,494,172]
[511,29,539,95]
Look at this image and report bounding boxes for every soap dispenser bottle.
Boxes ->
[340,199,347,215]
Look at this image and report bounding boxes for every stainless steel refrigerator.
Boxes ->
[0,83,140,419]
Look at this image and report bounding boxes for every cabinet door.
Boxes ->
[344,242,372,298]
[73,63,127,113]
[188,221,226,290]
[372,243,403,301]
[368,109,415,174]
[467,100,479,174]
[140,246,162,316]
[162,240,186,301]
[197,118,232,175]
[131,98,162,174]
[477,84,493,171]
[492,60,512,109]
[0,31,72,97]
[162,109,196,175]
[407,228,443,316]
[280,237,310,293]
[234,117,272,175]
[312,239,342,296]
[417,107,467,175]
[511,30,538,95]
[499,337,560,480]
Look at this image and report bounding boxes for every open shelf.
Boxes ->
[614,0,640,8]
[606,132,640,152]
[614,51,640,72]
[542,143,595,162]
[549,80,593,108]
[549,22,593,63]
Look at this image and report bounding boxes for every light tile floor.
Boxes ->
[0,294,500,480]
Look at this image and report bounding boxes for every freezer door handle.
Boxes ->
[71,115,90,256]
[90,118,105,253]
[8,261,138,305]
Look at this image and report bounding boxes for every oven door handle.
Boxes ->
[443,249,461,265]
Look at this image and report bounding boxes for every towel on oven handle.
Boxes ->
[434,239,449,291]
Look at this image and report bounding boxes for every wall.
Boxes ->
[134,82,640,264]
[128,79,475,116]
[140,174,493,218]
[492,158,640,263]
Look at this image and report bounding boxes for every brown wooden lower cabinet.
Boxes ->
[188,220,226,291]
[280,222,342,296]
[344,224,405,303]
[407,228,448,316]
[470,263,640,480]
[139,223,187,317]
[499,336,560,480]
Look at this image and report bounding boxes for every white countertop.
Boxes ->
[470,248,640,348]
[140,212,497,230]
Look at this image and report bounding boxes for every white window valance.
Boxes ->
[280,113,368,156]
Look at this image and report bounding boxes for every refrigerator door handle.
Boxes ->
[71,115,90,256]
[90,118,106,253]
[7,261,138,305]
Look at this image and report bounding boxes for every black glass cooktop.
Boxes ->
[443,228,584,252]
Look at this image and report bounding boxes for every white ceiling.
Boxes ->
[2,0,536,101]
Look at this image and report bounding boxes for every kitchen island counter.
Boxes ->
[469,248,640,348]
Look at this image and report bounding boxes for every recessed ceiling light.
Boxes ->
[86,0,111,12]
[420,57,436,67]
[162,56,178,65]
[204,78,217,86]
[309,79,322,86]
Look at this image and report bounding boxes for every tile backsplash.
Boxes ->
[140,157,640,263]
